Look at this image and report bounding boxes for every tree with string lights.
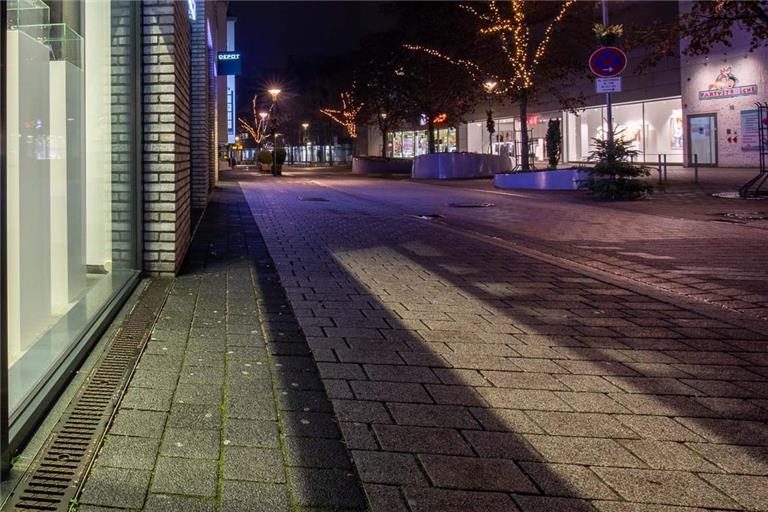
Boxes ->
[407,0,587,171]
[238,95,271,145]
[320,89,364,139]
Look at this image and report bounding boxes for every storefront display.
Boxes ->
[3,0,141,451]
[387,127,457,158]
[564,97,684,163]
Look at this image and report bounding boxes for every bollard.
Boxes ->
[663,154,668,182]
[693,154,699,184]
[657,154,663,184]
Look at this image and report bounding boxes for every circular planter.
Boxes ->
[412,153,511,180]
[494,168,588,190]
[352,157,412,175]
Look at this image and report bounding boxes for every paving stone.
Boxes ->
[513,495,595,512]
[96,435,159,470]
[223,418,280,448]
[351,381,434,403]
[223,447,286,482]
[593,467,739,508]
[287,467,367,509]
[525,411,638,438]
[151,456,218,497]
[419,454,538,493]
[283,436,352,468]
[620,440,722,472]
[478,388,572,411]
[388,403,479,429]
[167,403,221,430]
[469,408,543,433]
[351,450,427,486]
[525,434,645,467]
[461,430,541,460]
[110,410,167,439]
[519,462,618,499]
[173,382,223,405]
[688,442,768,475]
[121,386,173,412]
[144,494,216,512]
[160,428,220,459]
[80,466,151,509]
[403,487,519,512]
[614,415,704,442]
[700,473,768,510]
[373,424,472,455]
[220,481,290,512]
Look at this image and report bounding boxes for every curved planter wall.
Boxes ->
[494,169,588,190]
[352,157,413,174]
[412,152,511,180]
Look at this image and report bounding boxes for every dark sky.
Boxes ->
[228,1,398,70]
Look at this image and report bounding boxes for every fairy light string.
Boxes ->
[320,90,364,138]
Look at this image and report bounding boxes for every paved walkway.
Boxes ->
[284,168,768,319]
[78,184,366,511]
[237,169,768,511]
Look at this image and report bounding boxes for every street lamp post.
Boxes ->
[301,123,309,165]
[268,87,282,176]
[483,80,497,155]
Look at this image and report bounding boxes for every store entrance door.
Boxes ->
[687,114,718,166]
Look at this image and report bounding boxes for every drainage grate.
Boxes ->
[5,279,172,512]
[448,202,495,208]
[298,196,329,202]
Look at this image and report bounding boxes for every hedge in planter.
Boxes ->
[579,136,653,200]
[258,150,272,168]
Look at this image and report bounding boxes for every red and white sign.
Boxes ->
[589,47,627,78]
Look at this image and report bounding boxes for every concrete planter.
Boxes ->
[412,152,511,180]
[352,157,412,175]
[494,168,588,190]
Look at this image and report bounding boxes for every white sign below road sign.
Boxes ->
[596,77,622,93]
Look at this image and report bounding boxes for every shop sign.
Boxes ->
[699,67,757,101]
[217,52,241,75]
[596,77,622,93]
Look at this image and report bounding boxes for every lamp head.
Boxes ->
[268,87,282,99]
[259,112,268,120]
[483,80,498,93]
[301,123,309,129]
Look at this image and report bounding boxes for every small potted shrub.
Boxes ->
[257,150,272,172]
[593,23,624,46]
[579,135,653,200]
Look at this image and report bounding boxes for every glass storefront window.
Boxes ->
[565,97,683,163]
[387,128,457,158]
[5,0,140,427]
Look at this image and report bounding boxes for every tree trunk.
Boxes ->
[427,118,436,154]
[381,127,388,158]
[519,91,530,171]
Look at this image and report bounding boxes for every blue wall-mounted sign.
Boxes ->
[217,52,241,75]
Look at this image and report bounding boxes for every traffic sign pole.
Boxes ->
[602,0,613,145]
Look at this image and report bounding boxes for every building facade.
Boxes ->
[0,0,228,472]
[363,2,767,169]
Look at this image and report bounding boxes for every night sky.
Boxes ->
[228,1,398,72]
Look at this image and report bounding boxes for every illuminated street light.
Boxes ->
[259,112,268,120]
[268,87,282,100]
[483,80,498,154]
[483,80,498,93]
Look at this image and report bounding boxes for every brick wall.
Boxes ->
[110,2,137,269]
[142,0,192,275]
[190,0,211,209]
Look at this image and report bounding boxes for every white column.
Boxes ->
[85,0,113,272]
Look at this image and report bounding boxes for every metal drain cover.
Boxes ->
[410,214,444,220]
[711,211,768,223]
[298,196,329,202]
[448,202,495,208]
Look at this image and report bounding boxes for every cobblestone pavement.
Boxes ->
[282,168,768,320]
[78,184,366,511]
[238,169,768,512]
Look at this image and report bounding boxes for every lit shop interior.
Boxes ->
[387,127,457,158]
[564,97,684,163]
[463,97,684,165]
[465,113,559,164]
[4,0,141,444]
